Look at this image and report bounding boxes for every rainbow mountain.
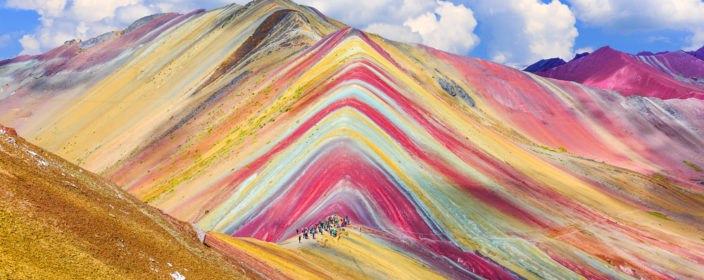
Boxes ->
[2,0,704,279]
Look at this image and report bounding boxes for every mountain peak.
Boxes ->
[572,52,590,61]
[691,45,704,61]
[590,45,623,56]
[523,57,566,72]
[241,0,307,11]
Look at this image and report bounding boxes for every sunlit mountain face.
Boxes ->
[1,0,704,279]
[0,125,253,279]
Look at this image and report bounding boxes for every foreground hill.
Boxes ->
[2,0,704,279]
[0,125,253,279]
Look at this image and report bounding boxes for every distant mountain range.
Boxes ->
[525,45,704,99]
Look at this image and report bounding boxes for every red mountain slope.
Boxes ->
[538,46,704,99]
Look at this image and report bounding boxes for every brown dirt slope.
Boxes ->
[0,125,259,279]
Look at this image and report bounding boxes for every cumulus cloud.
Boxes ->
[296,0,480,55]
[403,2,480,54]
[468,0,578,66]
[5,0,67,17]
[293,0,435,28]
[4,0,232,55]
[687,30,704,51]
[18,35,41,55]
[567,0,704,50]
[365,23,422,44]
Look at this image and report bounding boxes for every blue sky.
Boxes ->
[0,7,40,59]
[1,0,703,66]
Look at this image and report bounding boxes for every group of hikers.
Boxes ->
[297,212,351,243]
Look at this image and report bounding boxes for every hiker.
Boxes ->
[293,212,353,242]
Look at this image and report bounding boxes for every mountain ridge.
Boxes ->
[526,45,704,99]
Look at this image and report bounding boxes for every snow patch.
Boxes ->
[27,150,49,167]
[170,271,185,280]
[191,223,206,244]
[64,181,77,188]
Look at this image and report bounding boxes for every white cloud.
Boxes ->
[115,4,159,24]
[403,1,480,54]
[4,0,233,55]
[568,0,704,29]
[567,0,704,50]
[296,0,479,55]
[564,0,613,24]
[492,53,508,63]
[70,0,140,22]
[294,0,434,28]
[365,23,422,44]
[468,0,578,65]
[5,0,67,17]
[18,34,40,55]
[575,46,593,54]
[686,29,704,51]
